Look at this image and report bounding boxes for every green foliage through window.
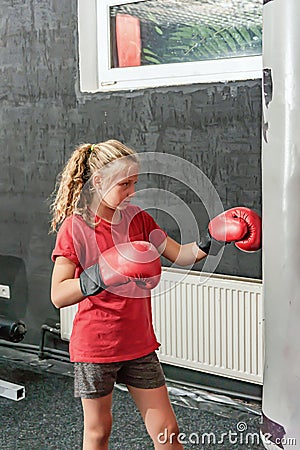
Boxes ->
[111,0,262,67]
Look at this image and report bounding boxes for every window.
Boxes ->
[78,0,262,92]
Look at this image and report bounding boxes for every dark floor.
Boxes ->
[0,348,265,450]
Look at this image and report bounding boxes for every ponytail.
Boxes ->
[49,143,93,232]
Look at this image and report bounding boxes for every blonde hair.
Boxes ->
[49,139,137,232]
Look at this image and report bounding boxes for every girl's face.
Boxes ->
[102,173,138,210]
[100,164,138,210]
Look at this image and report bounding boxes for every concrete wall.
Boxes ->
[0,0,262,343]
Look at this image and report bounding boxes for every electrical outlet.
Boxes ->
[0,284,10,299]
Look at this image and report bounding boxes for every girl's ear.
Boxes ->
[93,174,101,188]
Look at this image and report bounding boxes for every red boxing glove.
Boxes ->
[100,241,162,289]
[208,207,262,252]
[80,241,162,296]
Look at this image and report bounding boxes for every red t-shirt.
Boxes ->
[51,205,167,363]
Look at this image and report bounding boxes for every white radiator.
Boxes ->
[60,268,263,384]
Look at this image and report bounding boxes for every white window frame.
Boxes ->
[78,0,262,93]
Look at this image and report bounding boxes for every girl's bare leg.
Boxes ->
[127,385,184,450]
[81,393,113,450]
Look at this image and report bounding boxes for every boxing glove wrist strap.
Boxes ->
[197,231,223,256]
[79,263,106,297]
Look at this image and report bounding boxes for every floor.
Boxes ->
[0,347,265,450]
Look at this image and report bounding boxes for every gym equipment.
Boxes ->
[0,317,27,343]
[0,255,28,400]
[261,0,300,447]
[0,316,26,401]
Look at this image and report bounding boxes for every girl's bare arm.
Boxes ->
[51,256,85,309]
[159,236,207,266]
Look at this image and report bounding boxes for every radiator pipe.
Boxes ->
[38,324,61,360]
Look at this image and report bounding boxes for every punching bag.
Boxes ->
[261,0,300,448]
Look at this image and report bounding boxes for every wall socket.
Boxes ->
[0,284,10,299]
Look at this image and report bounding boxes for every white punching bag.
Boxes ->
[261,0,300,448]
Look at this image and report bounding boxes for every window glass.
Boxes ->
[110,0,262,69]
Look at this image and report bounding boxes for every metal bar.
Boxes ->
[0,379,25,401]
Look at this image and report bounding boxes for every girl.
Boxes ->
[50,140,209,450]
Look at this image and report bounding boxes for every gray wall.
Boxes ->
[0,0,262,344]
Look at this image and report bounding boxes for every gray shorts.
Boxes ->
[74,351,166,399]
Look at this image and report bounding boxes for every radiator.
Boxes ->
[60,268,263,384]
